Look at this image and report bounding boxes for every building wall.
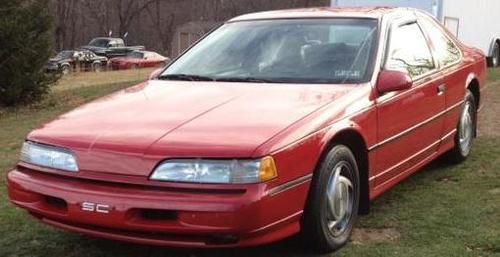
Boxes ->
[332,0,440,17]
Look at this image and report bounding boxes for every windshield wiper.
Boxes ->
[216,77,278,83]
[157,74,215,81]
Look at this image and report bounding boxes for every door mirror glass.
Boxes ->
[376,70,413,94]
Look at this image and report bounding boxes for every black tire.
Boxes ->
[61,65,71,75]
[488,42,500,67]
[93,62,102,72]
[445,89,476,163]
[301,145,360,253]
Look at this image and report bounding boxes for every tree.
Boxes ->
[53,0,79,51]
[146,0,176,54]
[115,0,156,37]
[0,0,58,106]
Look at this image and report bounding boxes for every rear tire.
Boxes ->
[488,42,500,67]
[301,145,360,253]
[93,62,102,73]
[445,90,476,163]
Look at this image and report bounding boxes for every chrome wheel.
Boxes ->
[61,65,70,75]
[93,63,102,72]
[326,161,354,237]
[459,101,474,156]
[493,44,500,67]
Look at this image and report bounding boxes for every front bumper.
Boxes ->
[7,166,310,248]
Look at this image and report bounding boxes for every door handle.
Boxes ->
[437,84,446,96]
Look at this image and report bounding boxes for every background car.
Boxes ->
[81,37,145,58]
[46,50,108,74]
[109,51,170,70]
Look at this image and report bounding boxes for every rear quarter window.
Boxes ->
[418,15,461,67]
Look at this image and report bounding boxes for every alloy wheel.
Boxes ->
[326,161,354,237]
[459,101,474,156]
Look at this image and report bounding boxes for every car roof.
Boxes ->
[131,50,158,54]
[230,7,405,22]
[92,37,123,40]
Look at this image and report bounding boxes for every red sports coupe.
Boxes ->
[7,7,486,253]
[109,50,170,70]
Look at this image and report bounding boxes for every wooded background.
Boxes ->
[50,0,329,57]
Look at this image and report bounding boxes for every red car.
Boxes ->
[7,7,486,253]
[109,50,170,70]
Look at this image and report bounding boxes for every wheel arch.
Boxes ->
[488,38,500,57]
[465,73,480,137]
[316,125,370,215]
[466,75,480,109]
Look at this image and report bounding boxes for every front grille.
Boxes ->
[44,195,67,210]
[42,217,240,246]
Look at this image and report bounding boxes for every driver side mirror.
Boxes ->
[376,70,413,94]
[148,68,162,80]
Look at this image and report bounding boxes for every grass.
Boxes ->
[53,68,156,91]
[0,69,499,257]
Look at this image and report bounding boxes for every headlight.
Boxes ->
[20,141,78,172]
[150,157,277,184]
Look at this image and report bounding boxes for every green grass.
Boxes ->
[0,70,499,257]
[487,68,500,82]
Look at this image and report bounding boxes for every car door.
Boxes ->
[144,53,156,67]
[417,13,464,149]
[373,19,446,191]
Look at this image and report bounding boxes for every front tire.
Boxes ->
[446,89,476,163]
[301,145,360,253]
[61,65,71,75]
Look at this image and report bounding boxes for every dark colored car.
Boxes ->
[109,51,170,70]
[81,37,145,58]
[46,50,108,74]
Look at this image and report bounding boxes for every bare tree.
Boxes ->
[115,0,156,37]
[146,0,176,54]
[81,0,112,36]
[53,0,78,50]
[49,0,328,54]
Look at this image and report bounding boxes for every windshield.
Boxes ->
[55,51,74,59]
[89,39,110,47]
[127,51,144,59]
[162,19,378,84]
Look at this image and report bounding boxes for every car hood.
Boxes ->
[28,80,354,176]
[48,58,69,63]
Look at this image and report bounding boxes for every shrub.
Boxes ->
[0,0,59,106]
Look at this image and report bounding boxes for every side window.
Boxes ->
[386,23,435,78]
[418,16,461,67]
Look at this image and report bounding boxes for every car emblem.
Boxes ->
[81,202,111,214]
